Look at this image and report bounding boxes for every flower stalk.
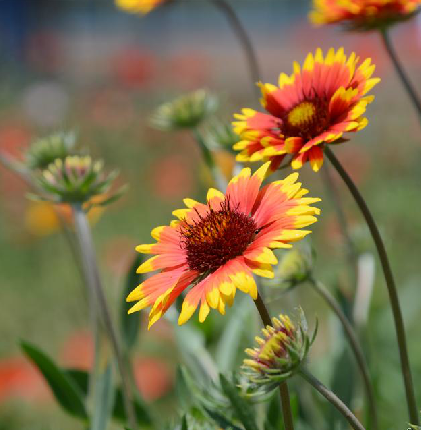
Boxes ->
[253,293,295,430]
[325,145,419,425]
[298,368,367,430]
[72,204,137,430]
[308,278,378,430]
[380,29,421,127]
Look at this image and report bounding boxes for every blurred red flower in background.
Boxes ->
[0,357,51,402]
[86,89,135,129]
[59,329,173,401]
[149,154,195,201]
[112,47,156,88]
[165,53,211,89]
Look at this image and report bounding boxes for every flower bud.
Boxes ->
[25,131,76,171]
[36,155,119,205]
[151,89,217,130]
[242,311,314,392]
[277,247,313,285]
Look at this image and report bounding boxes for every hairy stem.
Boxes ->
[380,29,421,127]
[325,146,419,425]
[309,278,378,430]
[299,368,366,430]
[73,205,137,430]
[254,293,295,430]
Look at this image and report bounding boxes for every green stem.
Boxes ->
[298,368,366,430]
[254,293,295,430]
[309,278,378,430]
[208,0,261,95]
[380,29,421,127]
[72,205,137,430]
[325,146,419,425]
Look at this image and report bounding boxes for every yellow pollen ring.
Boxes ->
[287,102,316,127]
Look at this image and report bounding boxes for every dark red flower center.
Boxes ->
[281,96,330,141]
[180,199,257,274]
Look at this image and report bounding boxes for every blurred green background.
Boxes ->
[0,0,420,429]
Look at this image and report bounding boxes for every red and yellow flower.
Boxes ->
[115,0,166,15]
[233,48,380,172]
[127,162,320,328]
[310,0,421,30]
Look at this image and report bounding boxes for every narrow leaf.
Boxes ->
[21,341,87,419]
[181,415,188,430]
[220,374,258,430]
[204,407,243,430]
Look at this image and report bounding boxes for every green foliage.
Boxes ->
[65,368,153,426]
[219,374,259,430]
[20,341,88,420]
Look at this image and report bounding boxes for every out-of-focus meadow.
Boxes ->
[0,0,420,429]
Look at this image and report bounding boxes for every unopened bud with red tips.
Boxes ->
[35,155,123,206]
[242,310,316,392]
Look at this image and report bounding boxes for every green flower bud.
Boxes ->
[151,89,217,130]
[25,131,76,171]
[276,247,312,285]
[36,155,119,205]
[242,311,315,393]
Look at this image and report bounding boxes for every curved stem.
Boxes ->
[380,29,421,127]
[73,205,137,430]
[298,368,366,430]
[325,146,419,425]
[309,278,378,430]
[209,0,261,95]
[254,293,295,430]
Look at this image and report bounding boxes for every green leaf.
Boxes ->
[91,362,115,430]
[120,253,144,350]
[204,407,243,430]
[181,415,188,430]
[65,368,152,426]
[220,374,258,430]
[175,366,193,411]
[21,341,88,419]
[265,390,282,430]
[113,387,152,426]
